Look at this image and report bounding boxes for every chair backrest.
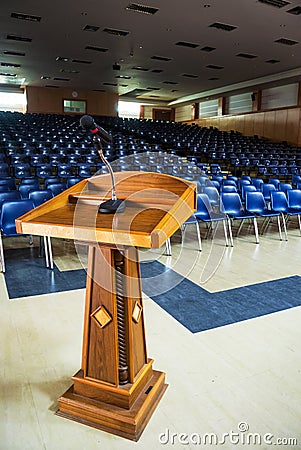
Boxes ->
[57,164,73,177]
[0,191,21,213]
[47,183,66,196]
[261,183,276,201]
[220,185,237,193]
[238,179,251,192]
[1,199,34,236]
[222,179,237,187]
[20,177,40,187]
[36,164,52,178]
[0,177,16,190]
[251,178,264,191]
[29,189,54,207]
[0,163,10,176]
[241,184,257,200]
[220,192,244,215]
[279,183,292,195]
[197,193,213,217]
[66,177,83,188]
[207,180,220,190]
[268,178,280,189]
[203,186,220,206]
[14,163,31,178]
[287,189,301,209]
[18,184,37,199]
[44,176,62,188]
[245,191,266,213]
[271,191,288,212]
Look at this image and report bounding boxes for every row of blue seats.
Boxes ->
[191,189,301,247]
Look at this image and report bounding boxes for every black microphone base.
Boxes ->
[98,199,126,214]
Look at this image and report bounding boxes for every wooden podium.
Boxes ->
[16,171,196,441]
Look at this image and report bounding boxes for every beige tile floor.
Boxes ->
[1,219,301,450]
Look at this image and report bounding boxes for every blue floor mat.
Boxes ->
[4,247,301,333]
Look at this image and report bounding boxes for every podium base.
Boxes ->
[56,370,168,441]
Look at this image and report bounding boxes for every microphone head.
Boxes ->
[80,115,95,130]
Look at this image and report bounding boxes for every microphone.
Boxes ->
[80,115,125,214]
[80,115,112,145]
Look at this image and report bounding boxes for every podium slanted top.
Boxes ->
[16,172,197,248]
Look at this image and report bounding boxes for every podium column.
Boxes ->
[57,244,168,441]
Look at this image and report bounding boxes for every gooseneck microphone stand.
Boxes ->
[93,134,126,214]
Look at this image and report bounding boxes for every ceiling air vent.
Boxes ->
[72,59,92,64]
[115,75,131,79]
[93,89,106,92]
[85,46,108,52]
[209,77,219,80]
[132,66,149,71]
[125,3,159,14]
[11,12,41,22]
[83,25,99,32]
[175,41,199,48]
[56,56,69,62]
[275,37,298,45]
[3,50,25,56]
[152,69,163,73]
[258,0,290,8]
[201,46,216,52]
[1,62,20,68]
[209,22,237,31]
[266,59,280,63]
[103,82,117,86]
[45,85,59,88]
[236,53,257,59]
[146,87,160,90]
[182,73,198,78]
[103,28,129,37]
[151,55,172,61]
[6,34,32,42]
[206,64,224,69]
[0,72,16,77]
[60,69,79,74]
[53,77,70,81]
[287,6,301,14]
[163,81,178,84]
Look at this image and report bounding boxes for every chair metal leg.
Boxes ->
[281,213,288,241]
[237,219,244,237]
[277,216,283,241]
[297,214,301,236]
[260,217,270,235]
[253,217,259,244]
[165,238,172,256]
[0,233,5,273]
[47,236,54,270]
[222,220,229,246]
[195,222,202,251]
[227,217,234,246]
[43,236,49,268]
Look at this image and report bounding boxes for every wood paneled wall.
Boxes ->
[26,86,118,117]
[184,107,301,146]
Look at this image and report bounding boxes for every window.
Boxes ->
[63,100,86,113]
[118,101,140,118]
[0,91,27,112]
